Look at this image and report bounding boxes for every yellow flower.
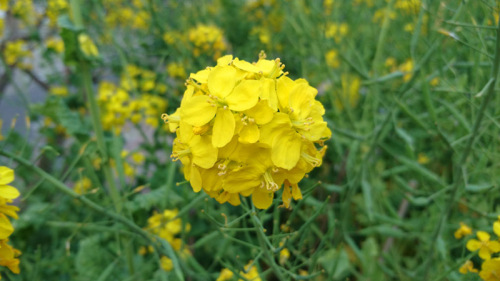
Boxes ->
[417,153,430,164]
[160,256,173,271]
[0,0,8,10]
[467,231,500,260]
[164,54,330,209]
[46,37,65,53]
[279,242,290,265]
[47,0,68,26]
[334,74,360,111]
[167,62,187,79]
[459,260,478,274]
[454,222,472,239]
[187,24,228,59]
[50,86,69,97]
[3,40,32,66]
[479,258,500,281]
[145,209,190,252]
[0,167,20,201]
[325,22,348,42]
[216,268,234,281]
[399,59,414,82]
[74,177,92,195]
[0,239,21,275]
[78,34,99,57]
[325,49,340,69]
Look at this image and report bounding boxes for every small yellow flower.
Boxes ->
[479,258,500,281]
[50,86,69,97]
[0,239,21,275]
[454,222,472,239]
[430,77,439,86]
[466,231,500,260]
[160,256,173,272]
[417,153,430,165]
[46,37,65,53]
[74,177,92,195]
[216,268,234,281]
[167,62,187,79]
[78,34,99,57]
[325,49,340,69]
[459,260,478,274]
[279,246,290,265]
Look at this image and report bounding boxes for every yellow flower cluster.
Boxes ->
[103,0,150,30]
[162,54,331,209]
[46,0,68,27]
[143,209,190,272]
[97,65,167,134]
[216,261,261,281]
[11,0,37,25]
[0,167,21,278]
[3,40,32,69]
[325,22,349,43]
[187,24,228,59]
[459,217,500,280]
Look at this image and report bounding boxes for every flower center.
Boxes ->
[261,170,279,191]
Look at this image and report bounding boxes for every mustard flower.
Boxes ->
[467,231,500,260]
[162,54,330,209]
[459,260,478,274]
[0,167,21,278]
[479,258,500,281]
[78,34,99,57]
[454,222,473,239]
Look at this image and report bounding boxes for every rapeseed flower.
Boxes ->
[162,54,330,209]
[467,231,500,260]
[454,222,473,239]
[0,167,21,279]
[78,34,99,58]
[479,258,500,281]
[216,261,261,281]
[187,24,228,59]
[459,260,478,274]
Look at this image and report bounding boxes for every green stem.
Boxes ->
[250,209,287,281]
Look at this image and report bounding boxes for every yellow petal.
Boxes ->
[282,184,292,208]
[466,239,482,252]
[0,185,20,200]
[489,241,500,253]
[245,100,274,125]
[233,58,260,73]
[0,214,13,240]
[208,65,237,98]
[212,108,235,148]
[227,193,241,206]
[223,166,261,193]
[288,82,316,120]
[238,123,260,144]
[479,247,491,260]
[276,76,294,111]
[190,166,202,192]
[190,135,218,169]
[260,78,278,111]
[217,55,233,66]
[494,221,500,237]
[180,95,217,126]
[271,130,302,170]
[477,231,491,242]
[291,183,303,200]
[252,187,274,209]
[189,68,211,84]
[226,80,260,112]
[0,167,14,185]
